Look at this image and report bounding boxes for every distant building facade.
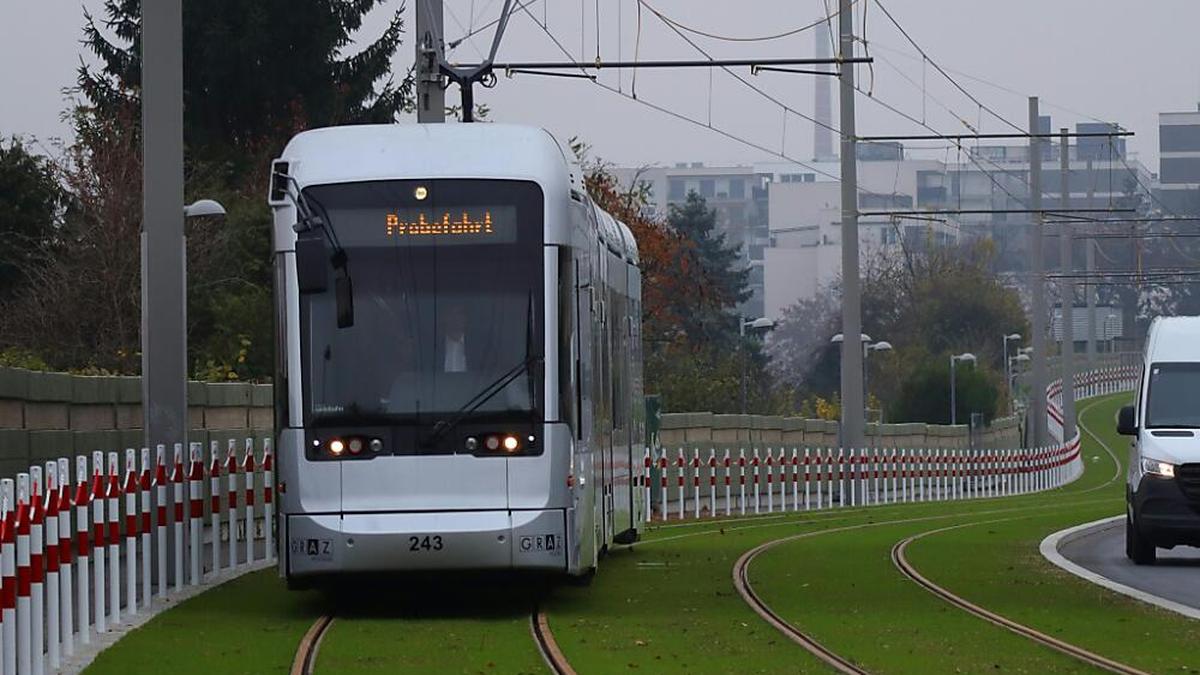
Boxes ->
[1159,109,1200,215]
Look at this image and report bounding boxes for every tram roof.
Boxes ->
[279,123,572,194]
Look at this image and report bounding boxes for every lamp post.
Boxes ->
[949,352,977,426]
[832,334,890,422]
[1002,333,1022,416]
[740,317,776,414]
[1008,352,1030,414]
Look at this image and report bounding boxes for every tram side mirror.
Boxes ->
[295,232,329,294]
[1117,405,1137,436]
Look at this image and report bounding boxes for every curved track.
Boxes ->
[732,396,1131,673]
[892,522,1148,675]
[290,614,335,675]
[531,607,577,675]
[734,534,868,674]
[290,608,575,675]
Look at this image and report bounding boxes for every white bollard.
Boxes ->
[139,449,151,608]
[209,444,222,577]
[642,448,652,524]
[658,449,667,522]
[226,439,239,569]
[707,450,716,518]
[838,448,846,507]
[803,448,811,510]
[29,466,45,675]
[722,450,731,517]
[752,449,761,515]
[173,444,185,593]
[676,449,684,521]
[44,463,60,672]
[155,446,168,598]
[55,458,72,658]
[791,449,800,512]
[74,457,90,645]
[188,443,203,586]
[2,478,16,675]
[245,438,258,564]
[263,438,274,563]
[90,452,106,634]
[123,449,138,616]
[106,452,121,626]
[691,449,700,520]
[765,449,774,514]
[738,449,746,516]
[16,473,31,675]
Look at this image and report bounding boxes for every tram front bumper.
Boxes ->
[285,509,567,576]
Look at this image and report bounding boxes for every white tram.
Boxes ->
[267,124,646,584]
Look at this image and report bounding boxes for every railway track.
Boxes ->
[290,613,335,675]
[289,607,575,675]
[531,606,576,675]
[891,521,1149,675]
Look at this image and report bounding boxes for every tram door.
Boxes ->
[598,245,615,545]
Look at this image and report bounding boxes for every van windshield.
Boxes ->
[1146,362,1200,428]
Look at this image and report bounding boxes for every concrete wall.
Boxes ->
[659,412,1020,450]
[0,367,273,477]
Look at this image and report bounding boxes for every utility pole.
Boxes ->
[1059,128,1076,443]
[838,0,865,465]
[416,0,446,123]
[140,0,187,456]
[1085,159,1097,366]
[1028,98,1048,447]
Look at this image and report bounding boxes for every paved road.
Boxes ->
[1060,519,1200,611]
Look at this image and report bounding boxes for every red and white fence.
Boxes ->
[644,366,1136,521]
[0,437,275,674]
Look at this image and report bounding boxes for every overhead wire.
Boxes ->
[633,0,855,43]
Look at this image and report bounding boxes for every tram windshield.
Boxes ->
[299,179,545,426]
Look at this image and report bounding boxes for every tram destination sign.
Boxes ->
[338,204,519,246]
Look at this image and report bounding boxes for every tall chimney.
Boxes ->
[814,24,835,161]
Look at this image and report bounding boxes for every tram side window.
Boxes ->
[273,254,290,429]
[558,250,578,435]
[610,283,624,430]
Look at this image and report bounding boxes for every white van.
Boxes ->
[1118,316,1200,564]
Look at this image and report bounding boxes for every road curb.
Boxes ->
[1039,516,1200,621]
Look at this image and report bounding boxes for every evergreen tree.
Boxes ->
[666,192,751,345]
[79,0,412,168]
[67,1,415,380]
[0,138,70,296]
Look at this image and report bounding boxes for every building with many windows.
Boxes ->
[1159,109,1200,215]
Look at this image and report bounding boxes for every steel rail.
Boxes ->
[290,614,335,675]
[891,528,1148,675]
[530,606,576,675]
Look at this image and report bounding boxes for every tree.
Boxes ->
[666,192,751,347]
[0,138,70,296]
[61,0,416,379]
[769,240,1027,423]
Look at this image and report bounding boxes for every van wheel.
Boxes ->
[565,567,596,587]
[1126,505,1157,565]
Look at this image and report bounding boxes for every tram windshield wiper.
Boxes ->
[423,291,540,449]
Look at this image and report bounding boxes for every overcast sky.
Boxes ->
[3,1,1198,171]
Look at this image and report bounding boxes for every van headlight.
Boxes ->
[1141,457,1176,479]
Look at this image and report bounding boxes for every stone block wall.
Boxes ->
[0,367,273,477]
[659,411,1019,450]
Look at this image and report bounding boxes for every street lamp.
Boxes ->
[1002,333,1023,417]
[183,199,227,218]
[1007,352,1031,414]
[949,352,977,426]
[831,334,890,422]
[740,317,776,414]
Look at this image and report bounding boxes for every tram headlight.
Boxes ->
[348,438,364,455]
[503,435,520,452]
[484,435,501,451]
[328,439,345,456]
[369,438,384,453]
[464,436,479,452]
